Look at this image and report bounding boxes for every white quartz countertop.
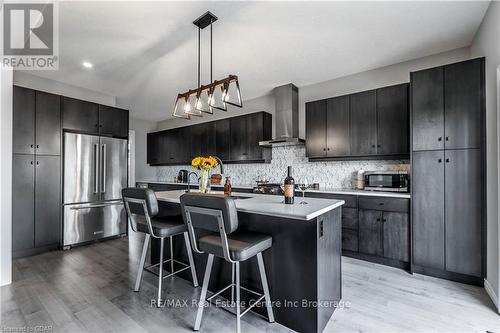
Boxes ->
[136,180,410,199]
[155,190,344,221]
[137,180,254,189]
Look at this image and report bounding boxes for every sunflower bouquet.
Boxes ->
[191,156,219,193]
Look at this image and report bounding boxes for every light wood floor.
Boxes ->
[1,233,499,333]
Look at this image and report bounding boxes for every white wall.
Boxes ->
[130,117,157,181]
[470,0,500,312]
[298,47,471,138]
[0,67,13,286]
[14,72,116,106]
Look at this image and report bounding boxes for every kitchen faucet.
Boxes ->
[186,171,199,193]
[212,156,224,175]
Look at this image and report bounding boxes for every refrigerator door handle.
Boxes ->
[69,201,123,210]
[93,143,99,194]
[101,143,107,193]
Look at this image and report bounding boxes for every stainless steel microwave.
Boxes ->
[364,171,409,192]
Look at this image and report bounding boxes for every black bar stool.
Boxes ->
[180,192,274,333]
[122,188,199,306]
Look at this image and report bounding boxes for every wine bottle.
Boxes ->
[224,177,232,196]
[284,166,295,204]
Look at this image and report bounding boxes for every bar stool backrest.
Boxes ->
[180,193,239,262]
[122,188,159,235]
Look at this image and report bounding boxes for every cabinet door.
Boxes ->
[246,112,270,161]
[98,105,129,138]
[326,96,350,156]
[445,149,482,276]
[383,212,409,262]
[175,126,191,163]
[36,91,61,155]
[147,132,160,164]
[444,59,483,150]
[215,118,230,161]
[13,86,35,154]
[230,115,248,161]
[342,228,358,252]
[412,150,445,269]
[12,154,35,252]
[377,84,409,155]
[35,155,61,247]
[358,209,383,256]
[62,97,99,134]
[350,90,377,155]
[305,100,327,158]
[191,122,215,158]
[411,67,444,151]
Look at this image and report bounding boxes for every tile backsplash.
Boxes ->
[155,145,409,188]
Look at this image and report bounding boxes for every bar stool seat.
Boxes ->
[135,215,187,238]
[199,231,272,262]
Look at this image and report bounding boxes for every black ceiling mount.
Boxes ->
[193,11,218,29]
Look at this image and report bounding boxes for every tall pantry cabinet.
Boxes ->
[411,58,485,285]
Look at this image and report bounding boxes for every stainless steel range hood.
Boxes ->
[259,83,305,147]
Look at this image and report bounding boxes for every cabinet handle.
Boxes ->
[438,158,442,163]
[445,137,449,141]
[372,144,376,148]
[382,219,387,222]
[438,137,442,142]
[242,152,248,156]
[446,158,450,163]
[36,161,39,165]
[95,124,99,128]
[30,144,34,148]
[36,145,39,149]
[327,148,330,151]
[378,202,385,206]
[377,144,381,148]
[323,148,326,151]
[376,218,381,222]
[30,161,33,165]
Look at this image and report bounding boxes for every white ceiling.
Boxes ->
[26,1,490,121]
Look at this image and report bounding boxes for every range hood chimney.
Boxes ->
[259,83,305,147]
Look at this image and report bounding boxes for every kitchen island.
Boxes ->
[150,190,344,333]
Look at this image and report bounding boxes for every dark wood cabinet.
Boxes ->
[350,90,377,156]
[411,58,485,285]
[305,84,409,160]
[411,67,444,151]
[305,100,327,158]
[215,118,230,161]
[342,228,358,252]
[62,97,99,133]
[13,86,35,154]
[358,209,383,256]
[34,155,61,247]
[147,112,271,165]
[35,91,61,155]
[383,212,409,262]
[377,84,408,155]
[98,105,129,138]
[444,59,483,150]
[412,150,445,269]
[444,149,482,277]
[327,96,350,156]
[12,155,35,252]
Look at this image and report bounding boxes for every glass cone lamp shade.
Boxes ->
[172,96,190,119]
[195,89,213,114]
[209,85,227,111]
[185,93,203,117]
[223,79,243,107]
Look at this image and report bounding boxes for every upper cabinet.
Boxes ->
[13,86,61,155]
[411,58,483,151]
[98,105,129,138]
[62,97,99,134]
[62,97,129,138]
[147,112,272,165]
[305,83,409,160]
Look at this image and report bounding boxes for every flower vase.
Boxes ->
[199,170,210,193]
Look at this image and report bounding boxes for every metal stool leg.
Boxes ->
[169,236,174,274]
[194,254,214,331]
[183,232,199,287]
[157,237,165,307]
[134,234,150,292]
[257,252,275,323]
[235,262,241,333]
[231,263,235,303]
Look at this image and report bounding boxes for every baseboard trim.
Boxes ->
[484,278,500,313]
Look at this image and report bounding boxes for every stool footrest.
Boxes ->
[144,258,191,279]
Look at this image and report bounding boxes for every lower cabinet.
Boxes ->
[12,154,61,257]
[359,209,384,256]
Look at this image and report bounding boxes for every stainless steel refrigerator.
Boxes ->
[63,132,127,248]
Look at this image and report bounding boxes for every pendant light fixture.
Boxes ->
[172,11,243,119]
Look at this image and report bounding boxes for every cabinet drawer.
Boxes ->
[342,207,358,229]
[306,192,357,208]
[342,228,358,252]
[358,196,409,212]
